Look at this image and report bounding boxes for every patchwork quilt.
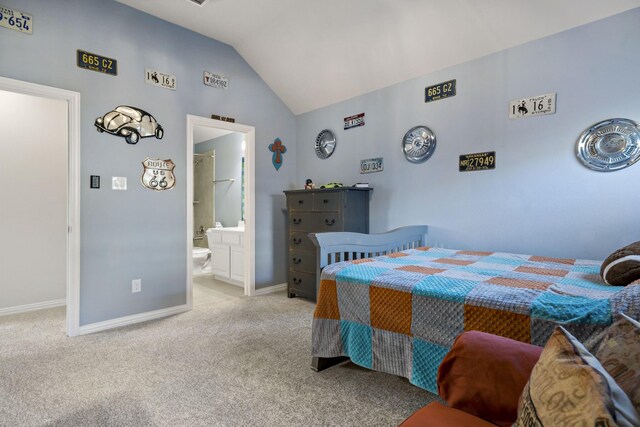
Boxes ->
[312,247,640,394]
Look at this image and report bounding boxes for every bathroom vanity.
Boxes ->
[206,227,245,286]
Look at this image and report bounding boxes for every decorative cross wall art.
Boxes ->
[269,138,287,171]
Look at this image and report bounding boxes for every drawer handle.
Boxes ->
[292,218,302,225]
[325,218,336,226]
[292,257,302,264]
[323,199,329,204]
[293,277,303,285]
[298,200,304,204]
[292,238,302,245]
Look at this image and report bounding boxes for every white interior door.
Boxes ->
[0,90,68,311]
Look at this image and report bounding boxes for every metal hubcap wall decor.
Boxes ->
[402,125,436,163]
[315,129,337,159]
[577,118,640,172]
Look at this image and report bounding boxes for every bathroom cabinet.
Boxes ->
[284,188,372,301]
[206,227,245,286]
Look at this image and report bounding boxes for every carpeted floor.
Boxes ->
[0,279,438,426]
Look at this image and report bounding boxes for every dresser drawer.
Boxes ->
[290,232,315,252]
[315,212,343,232]
[289,212,317,231]
[288,192,314,211]
[288,271,316,298]
[290,250,315,273]
[313,192,341,211]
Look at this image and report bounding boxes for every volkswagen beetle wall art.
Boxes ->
[95,105,164,145]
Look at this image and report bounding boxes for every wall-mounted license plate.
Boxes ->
[344,113,365,130]
[0,5,32,34]
[145,68,176,90]
[360,157,383,174]
[509,93,556,120]
[425,79,456,103]
[77,50,117,76]
[459,151,495,172]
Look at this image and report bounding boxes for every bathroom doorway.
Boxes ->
[0,76,81,336]
[186,115,255,305]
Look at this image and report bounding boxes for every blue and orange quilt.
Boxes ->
[312,247,640,393]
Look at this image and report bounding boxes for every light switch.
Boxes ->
[112,176,127,190]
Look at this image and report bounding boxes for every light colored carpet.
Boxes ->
[0,279,438,426]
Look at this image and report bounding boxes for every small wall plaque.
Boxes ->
[425,79,456,103]
[211,114,235,123]
[145,68,176,90]
[203,71,228,89]
[459,151,495,172]
[509,93,556,120]
[141,158,175,191]
[77,49,117,76]
[344,113,365,130]
[360,157,383,174]
[0,5,32,34]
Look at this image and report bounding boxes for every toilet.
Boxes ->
[192,247,211,275]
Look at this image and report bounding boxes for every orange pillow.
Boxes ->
[437,331,542,427]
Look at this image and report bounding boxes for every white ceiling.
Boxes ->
[117,0,640,115]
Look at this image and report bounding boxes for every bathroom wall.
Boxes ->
[0,90,68,311]
[193,152,214,248]
[0,0,296,326]
[196,133,244,228]
[296,9,640,260]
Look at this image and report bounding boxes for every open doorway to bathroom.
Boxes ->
[186,115,255,307]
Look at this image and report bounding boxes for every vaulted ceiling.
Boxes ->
[116,0,640,115]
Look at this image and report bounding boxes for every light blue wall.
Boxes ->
[196,132,244,227]
[0,0,296,325]
[296,9,640,260]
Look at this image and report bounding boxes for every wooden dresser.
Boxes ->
[284,188,372,300]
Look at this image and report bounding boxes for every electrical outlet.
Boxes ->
[132,279,142,293]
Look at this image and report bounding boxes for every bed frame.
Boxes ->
[308,225,428,371]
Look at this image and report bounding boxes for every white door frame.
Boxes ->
[0,76,81,337]
[186,115,256,304]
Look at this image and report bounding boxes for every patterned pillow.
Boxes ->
[601,241,640,286]
[589,313,640,414]
[514,327,640,427]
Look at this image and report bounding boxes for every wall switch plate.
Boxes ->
[112,176,127,190]
[132,279,141,293]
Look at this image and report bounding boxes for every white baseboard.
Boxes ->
[0,299,66,317]
[254,282,287,296]
[77,304,190,335]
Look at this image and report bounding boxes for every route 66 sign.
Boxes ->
[141,158,175,191]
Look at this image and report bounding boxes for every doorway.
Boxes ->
[186,115,255,306]
[0,76,81,336]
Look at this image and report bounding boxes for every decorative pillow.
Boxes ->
[601,241,640,286]
[514,327,640,427]
[437,331,542,427]
[589,313,640,414]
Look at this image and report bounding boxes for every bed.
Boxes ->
[309,225,640,393]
